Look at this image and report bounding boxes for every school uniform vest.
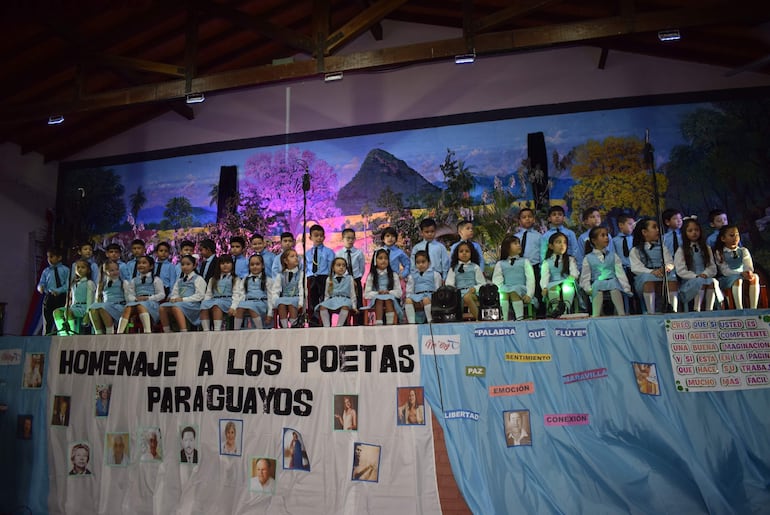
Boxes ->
[177,275,198,298]
[329,275,353,297]
[375,270,394,291]
[411,271,437,294]
[585,249,618,282]
[72,279,90,304]
[500,259,527,289]
[454,262,480,292]
[722,248,747,272]
[102,279,125,303]
[244,275,268,300]
[545,255,572,283]
[212,275,234,298]
[282,270,301,296]
[637,245,664,269]
[134,274,157,296]
[688,244,707,274]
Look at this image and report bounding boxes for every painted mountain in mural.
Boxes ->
[336,148,441,213]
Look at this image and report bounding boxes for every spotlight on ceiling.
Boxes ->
[455,53,476,64]
[657,29,681,42]
[185,92,205,104]
[324,72,344,82]
[47,115,64,125]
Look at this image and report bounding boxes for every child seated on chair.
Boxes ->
[235,254,273,329]
[364,248,403,325]
[158,255,207,332]
[446,241,486,321]
[405,250,442,324]
[715,224,760,309]
[317,257,357,327]
[540,232,579,317]
[270,249,304,328]
[200,255,244,331]
[579,227,631,317]
[53,259,95,335]
[492,235,535,321]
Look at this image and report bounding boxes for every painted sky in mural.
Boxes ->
[107,102,698,226]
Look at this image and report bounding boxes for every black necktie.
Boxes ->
[252,276,257,283]
[520,231,528,253]
[312,247,318,274]
[732,250,739,259]
[673,232,679,253]
[510,258,516,265]
[346,249,353,276]
[198,260,205,276]
[132,262,138,278]
[692,245,699,253]
[107,280,113,288]
[458,264,465,273]
[622,237,630,257]
[53,266,62,288]
[336,276,343,283]
[183,275,188,282]
[556,227,562,234]
[555,255,561,267]
[288,271,294,282]
[141,275,147,284]
[155,262,161,276]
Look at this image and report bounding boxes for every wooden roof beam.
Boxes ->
[325,0,411,55]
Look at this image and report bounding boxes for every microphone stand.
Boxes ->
[644,130,674,313]
[293,160,311,328]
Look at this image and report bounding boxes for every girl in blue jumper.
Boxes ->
[540,232,579,317]
[629,218,679,314]
[89,261,125,334]
[579,227,631,316]
[714,224,759,309]
[674,218,720,311]
[364,248,403,325]
[54,259,96,335]
[317,257,357,327]
[269,249,304,328]
[200,255,244,331]
[159,255,207,332]
[405,250,442,323]
[446,241,486,320]
[119,255,166,333]
[492,235,535,321]
[235,254,272,329]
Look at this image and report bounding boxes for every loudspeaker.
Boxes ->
[527,132,549,211]
[217,165,239,222]
[478,283,501,321]
[431,286,463,323]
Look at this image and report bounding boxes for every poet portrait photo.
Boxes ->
[219,419,243,457]
[250,457,276,494]
[351,442,381,482]
[17,415,33,440]
[138,427,163,462]
[105,432,130,466]
[504,409,532,447]
[282,428,310,471]
[95,384,111,417]
[396,386,426,426]
[21,352,44,389]
[51,395,70,427]
[633,362,661,396]
[333,394,358,431]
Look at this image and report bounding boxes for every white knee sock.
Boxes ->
[694,290,705,312]
[732,283,743,309]
[162,326,171,333]
[610,290,625,315]
[337,309,349,327]
[139,313,152,333]
[105,324,115,335]
[424,304,433,322]
[512,300,524,320]
[385,312,395,325]
[320,310,331,327]
[252,316,263,329]
[592,292,603,317]
[668,291,679,313]
[201,319,211,331]
[404,304,416,324]
[280,318,289,328]
[704,289,715,311]
[233,317,243,330]
[213,320,223,331]
[749,283,760,309]
[644,292,656,314]
[500,298,510,321]
[117,317,129,334]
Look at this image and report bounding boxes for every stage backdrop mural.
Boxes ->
[56,92,770,275]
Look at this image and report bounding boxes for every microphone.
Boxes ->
[302,164,311,192]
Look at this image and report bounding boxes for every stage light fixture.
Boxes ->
[47,115,64,125]
[455,53,476,64]
[324,72,344,82]
[185,93,205,104]
[657,29,681,42]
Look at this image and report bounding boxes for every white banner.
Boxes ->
[46,326,440,515]
[666,314,770,392]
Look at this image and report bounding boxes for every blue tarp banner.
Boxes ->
[419,312,770,515]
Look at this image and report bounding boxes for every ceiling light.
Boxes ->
[658,29,680,42]
[185,92,205,104]
[47,115,64,125]
[324,72,343,82]
[455,53,476,64]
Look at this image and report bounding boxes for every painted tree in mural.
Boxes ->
[667,99,770,247]
[129,186,146,223]
[162,197,194,229]
[438,148,475,218]
[242,147,341,234]
[567,136,667,221]
[60,168,126,238]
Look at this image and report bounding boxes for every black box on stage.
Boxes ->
[431,286,463,323]
[478,283,501,321]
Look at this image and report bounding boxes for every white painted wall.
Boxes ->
[3,21,770,334]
